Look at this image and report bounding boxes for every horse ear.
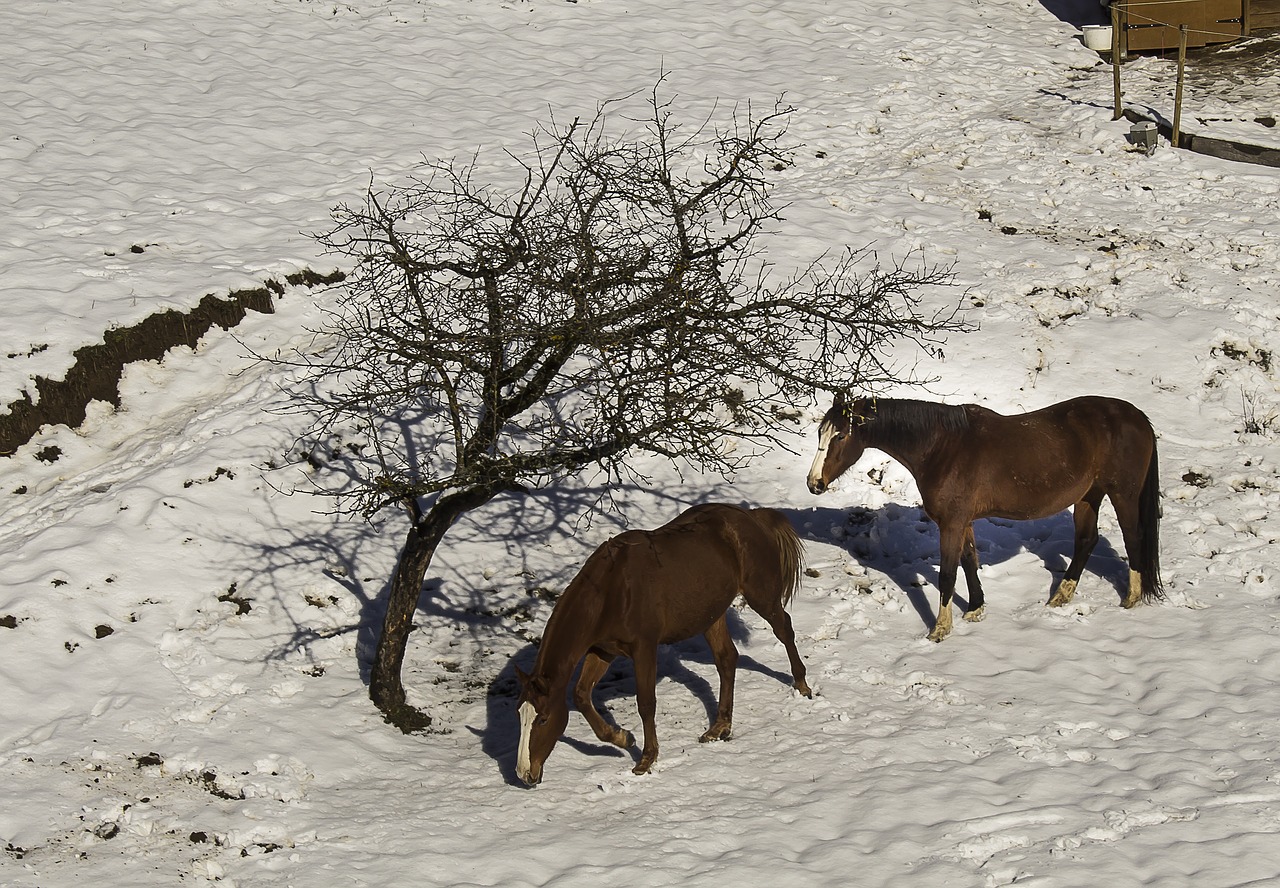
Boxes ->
[515,666,530,686]
[847,396,873,425]
[833,390,847,411]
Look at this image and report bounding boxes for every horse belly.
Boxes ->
[997,482,1085,520]
[603,596,733,652]
[969,461,1093,521]
[652,574,739,644]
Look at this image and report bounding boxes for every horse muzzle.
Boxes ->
[516,763,543,787]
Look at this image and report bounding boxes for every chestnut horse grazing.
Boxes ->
[807,394,1163,642]
[515,503,809,786]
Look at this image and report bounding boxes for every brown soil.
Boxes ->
[0,268,346,457]
[1185,28,1280,105]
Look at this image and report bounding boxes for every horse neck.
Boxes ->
[530,576,600,690]
[862,399,965,476]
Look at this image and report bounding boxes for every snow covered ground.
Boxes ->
[3,1,1280,885]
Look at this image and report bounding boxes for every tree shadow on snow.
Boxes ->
[229,459,792,781]
[217,458,710,706]
[781,503,1133,631]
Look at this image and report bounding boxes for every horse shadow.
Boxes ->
[477,606,796,787]
[1036,0,1110,28]
[780,503,1131,630]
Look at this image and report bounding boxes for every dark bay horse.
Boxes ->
[807,393,1163,642]
[515,503,809,785]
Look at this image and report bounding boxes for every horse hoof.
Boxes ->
[927,627,950,643]
[1048,579,1077,607]
[963,606,985,623]
[699,724,732,743]
[794,679,812,698]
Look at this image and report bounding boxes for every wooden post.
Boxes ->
[1173,25,1188,147]
[1243,0,1251,37]
[1111,1,1123,120]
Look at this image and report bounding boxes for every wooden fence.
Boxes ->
[1108,0,1279,53]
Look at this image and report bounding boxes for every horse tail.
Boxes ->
[755,509,805,606]
[1139,435,1165,602]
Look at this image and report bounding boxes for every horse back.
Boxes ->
[933,396,1155,521]
[586,504,798,648]
[1017,396,1155,470]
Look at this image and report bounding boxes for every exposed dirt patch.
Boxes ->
[0,268,346,457]
[218,582,253,616]
[1179,29,1280,150]
[1186,29,1280,88]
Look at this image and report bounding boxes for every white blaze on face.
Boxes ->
[807,421,839,492]
[517,700,537,782]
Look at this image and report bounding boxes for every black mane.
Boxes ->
[861,398,970,450]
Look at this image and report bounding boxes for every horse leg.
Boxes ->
[770,610,812,697]
[700,614,738,742]
[928,522,965,642]
[961,525,986,622]
[573,651,633,748]
[743,596,811,697]
[631,646,661,774]
[1111,493,1146,609]
[1049,490,1102,607]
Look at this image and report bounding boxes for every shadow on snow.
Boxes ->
[781,502,1134,628]
[477,606,795,787]
[223,458,1137,786]
[1036,0,1110,28]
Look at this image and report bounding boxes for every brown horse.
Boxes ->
[807,394,1163,642]
[515,503,809,785]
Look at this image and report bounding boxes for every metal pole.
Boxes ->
[1111,1,1123,120]
[1173,25,1187,147]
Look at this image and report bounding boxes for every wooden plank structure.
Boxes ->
[1111,1,1280,53]
[1250,0,1280,28]
[1114,0,1242,52]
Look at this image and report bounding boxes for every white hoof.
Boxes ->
[1048,578,1078,608]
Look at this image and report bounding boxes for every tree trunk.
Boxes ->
[369,487,497,731]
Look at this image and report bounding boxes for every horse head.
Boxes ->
[515,667,569,786]
[807,391,874,494]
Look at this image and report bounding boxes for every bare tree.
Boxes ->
[297,84,963,730]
